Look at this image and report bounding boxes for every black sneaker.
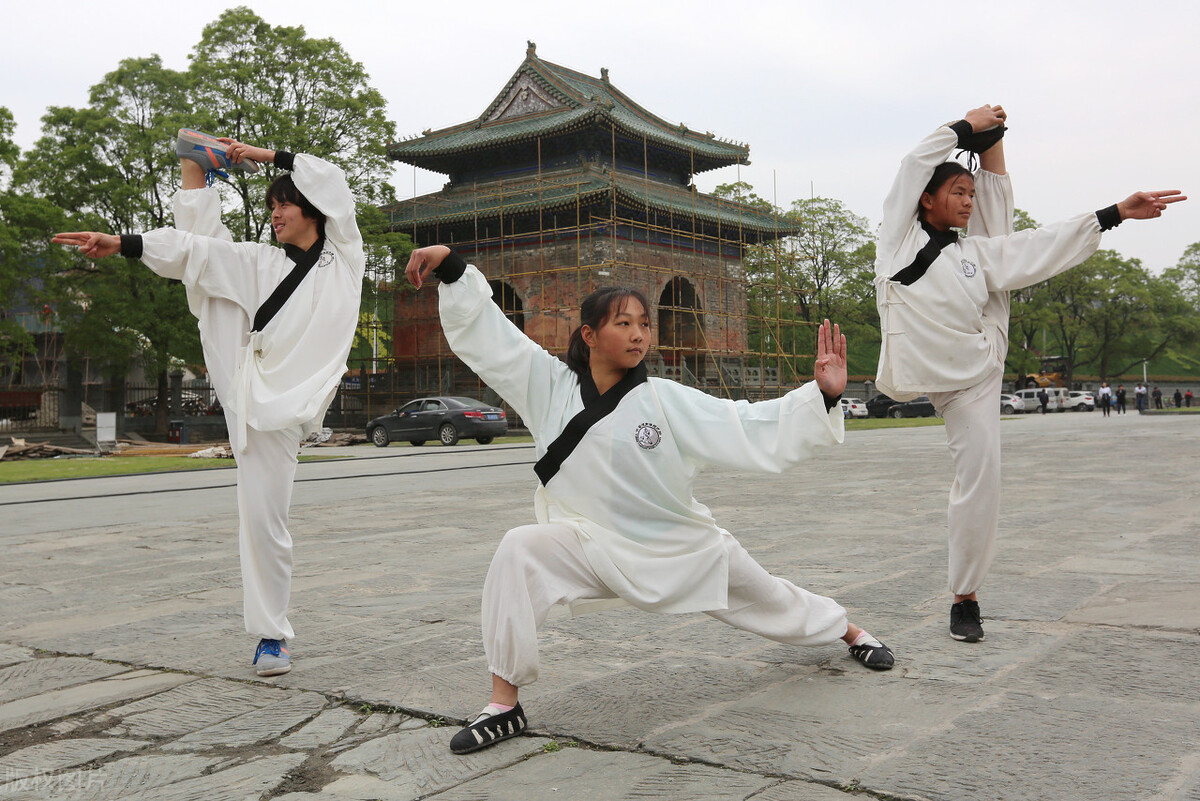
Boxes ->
[950,599,985,642]
[449,703,527,755]
[848,637,894,670]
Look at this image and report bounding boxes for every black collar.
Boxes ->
[534,362,649,486]
[282,236,325,267]
[578,361,649,407]
[251,236,327,333]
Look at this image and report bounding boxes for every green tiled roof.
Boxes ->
[389,44,750,174]
[383,168,796,238]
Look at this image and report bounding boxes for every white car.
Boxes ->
[1064,390,1095,411]
[1015,387,1068,412]
[839,397,869,418]
[999,394,1026,414]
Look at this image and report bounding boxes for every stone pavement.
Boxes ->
[0,410,1197,800]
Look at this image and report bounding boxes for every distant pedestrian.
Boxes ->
[1135,383,1147,412]
[1097,382,1112,417]
[1174,389,1183,408]
[1037,388,1049,414]
[1116,385,1127,414]
[1186,390,1194,408]
[1153,386,1163,409]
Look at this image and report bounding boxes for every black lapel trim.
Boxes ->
[534,362,649,486]
[252,237,326,332]
[888,222,958,286]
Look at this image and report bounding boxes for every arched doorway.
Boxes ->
[489,281,525,332]
[658,277,704,382]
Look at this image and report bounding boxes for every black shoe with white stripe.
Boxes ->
[848,635,895,670]
[449,703,527,754]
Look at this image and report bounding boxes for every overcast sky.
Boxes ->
[5,0,1197,271]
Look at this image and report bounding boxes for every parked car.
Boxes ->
[999,393,1026,414]
[839,397,868,418]
[865,394,898,418]
[887,396,937,418]
[1015,387,1067,412]
[366,396,507,447]
[1065,390,1095,411]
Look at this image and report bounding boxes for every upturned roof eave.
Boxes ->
[389,107,749,174]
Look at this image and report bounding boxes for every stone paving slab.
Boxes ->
[428,747,774,800]
[279,705,361,750]
[0,646,31,669]
[162,690,328,750]
[858,691,1198,801]
[1,413,1198,799]
[0,658,129,705]
[328,725,553,798]
[0,738,149,784]
[99,677,288,739]
[0,670,195,731]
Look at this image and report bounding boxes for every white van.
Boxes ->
[1015,387,1067,412]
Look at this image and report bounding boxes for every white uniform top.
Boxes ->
[874,124,1103,400]
[136,155,364,448]
[439,265,845,615]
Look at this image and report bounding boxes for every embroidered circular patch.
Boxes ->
[961,258,978,278]
[634,422,662,450]
[318,250,335,268]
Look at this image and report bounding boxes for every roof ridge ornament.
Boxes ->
[601,67,609,83]
[527,41,537,57]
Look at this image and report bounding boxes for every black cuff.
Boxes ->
[274,151,296,171]
[120,234,143,259]
[948,119,974,145]
[822,390,842,413]
[954,121,1006,155]
[1096,204,1122,232]
[433,249,468,284]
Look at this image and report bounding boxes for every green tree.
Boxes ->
[0,108,47,382]
[1163,242,1200,312]
[187,6,398,243]
[17,59,200,430]
[1005,209,1050,380]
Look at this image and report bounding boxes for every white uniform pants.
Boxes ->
[928,368,1003,596]
[225,408,302,641]
[482,524,849,687]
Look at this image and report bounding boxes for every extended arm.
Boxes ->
[406,245,574,436]
[977,189,1186,293]
[667,320,846,472]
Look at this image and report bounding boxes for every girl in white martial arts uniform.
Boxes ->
[54,134,364,676]
[873,104,1185,642]
[405,245,895,755]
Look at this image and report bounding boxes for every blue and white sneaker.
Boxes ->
[176,128,258,176]
[252,638,291,676]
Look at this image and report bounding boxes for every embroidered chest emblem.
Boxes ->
[634,422,662,450]
[961,259,978,278]
[317,250,335,268]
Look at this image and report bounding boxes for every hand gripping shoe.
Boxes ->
[449,703,527,754]
[176,128,259,174]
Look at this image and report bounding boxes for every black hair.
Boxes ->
[917,161,974,221]
[266,173,326,238]
[565,286,651,376]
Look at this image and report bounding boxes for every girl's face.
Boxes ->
[270,199,319,247]
[583,297,652,373]
[921,174,975,231]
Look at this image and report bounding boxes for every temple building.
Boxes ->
[381,42,797,409]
